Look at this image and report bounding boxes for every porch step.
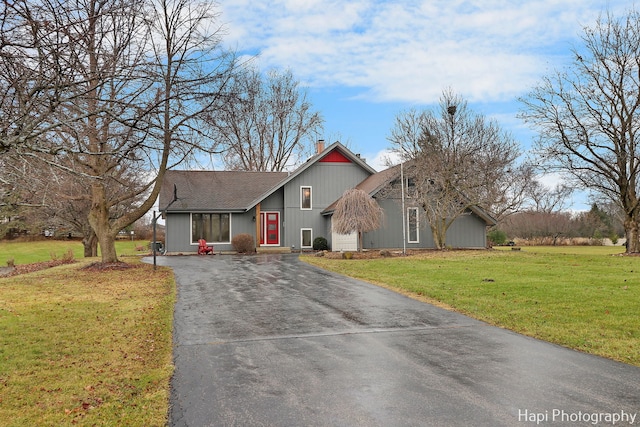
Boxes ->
[256,246,292,254]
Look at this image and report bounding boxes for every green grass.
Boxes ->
[0,239,152,266]
[0,258,175,426]
[303,246,640,366]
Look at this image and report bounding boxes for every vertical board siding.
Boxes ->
[362,200,488,249]
[165,213,192,253]
[283,162,371,250]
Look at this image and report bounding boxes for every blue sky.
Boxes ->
[215,0,631,210]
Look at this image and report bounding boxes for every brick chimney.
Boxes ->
[316,139,325,154]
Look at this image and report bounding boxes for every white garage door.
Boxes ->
[331,229,358,251]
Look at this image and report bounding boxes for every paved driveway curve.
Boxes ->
[152,254,640,426]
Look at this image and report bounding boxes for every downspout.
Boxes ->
[255,203,261,252]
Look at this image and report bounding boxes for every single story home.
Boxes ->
[158,141,496,253]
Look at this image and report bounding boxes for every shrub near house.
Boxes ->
[313,236,329,251]
[232,233,255,253]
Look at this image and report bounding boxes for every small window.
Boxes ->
[301,229,312,248]
[301,186,312,210]
[405,177,416,198]
[408,207,419,243]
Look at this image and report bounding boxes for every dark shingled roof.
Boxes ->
[159,170,289,212]
[321,162,497,226]
[321,164,401,214]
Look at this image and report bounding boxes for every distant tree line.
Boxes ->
[489,204,624,245]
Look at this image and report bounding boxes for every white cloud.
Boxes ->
[216,0,629,104]
[365,148,399,172]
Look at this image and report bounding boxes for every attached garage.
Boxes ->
[331,217,358,251]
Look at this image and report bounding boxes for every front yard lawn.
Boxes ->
[0,259,175,426]
[303,246,640,366]
[0,239,152,266]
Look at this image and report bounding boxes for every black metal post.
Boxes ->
[153,184,178,271]
[153,210,158,270]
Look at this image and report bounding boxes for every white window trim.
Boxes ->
[301,228,313,248]
[261,211,280,246]
[300,186,312,210]
[407,207,419,243]
[190,212,232,245]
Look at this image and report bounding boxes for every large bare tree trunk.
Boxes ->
[430,220,447,250]
[89,183,119,263]
[83,231,98,257]
[624,217,640,253]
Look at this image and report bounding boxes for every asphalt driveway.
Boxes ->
[152,254,640,426]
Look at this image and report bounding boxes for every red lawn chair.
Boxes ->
[198,239,214,255]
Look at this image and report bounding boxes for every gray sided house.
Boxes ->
[159,142,496,253]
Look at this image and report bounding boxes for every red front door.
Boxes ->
[260,212,280,245]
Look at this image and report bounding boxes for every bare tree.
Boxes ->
[520,8,640,253]
[0,1,87,154]
[501,210,574,244]
[332,188,383,252]
[388,89,522,249]
[1,0,237,263]
[209,67,323,171]
[526,180,573,213]
[0,148,145,256]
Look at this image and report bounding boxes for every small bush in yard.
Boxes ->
[487,229,508,246]
[49,249,75,263]
[232,233,255,253]
[62,249,75,262]
[313,236,329,251]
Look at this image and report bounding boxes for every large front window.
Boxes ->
[192,213,230,243]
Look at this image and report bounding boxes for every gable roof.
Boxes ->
[239,141,377,209]
[160,170,289,212]
[159,141,377,213]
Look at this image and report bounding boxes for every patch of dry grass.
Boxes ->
[0,258,175,426]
